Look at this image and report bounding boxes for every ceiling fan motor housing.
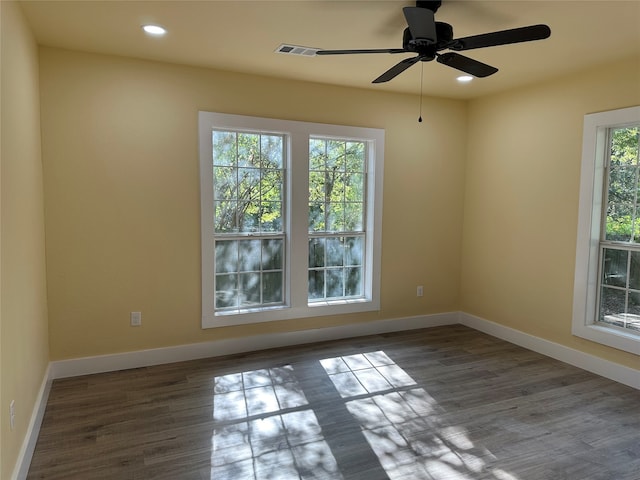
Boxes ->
[403,21,454,59]
[416,1,442,13]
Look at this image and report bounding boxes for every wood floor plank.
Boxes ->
[27,325,640,479]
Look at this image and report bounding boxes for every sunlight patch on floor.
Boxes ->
[321,351,518,480]
[209,352,522,480]
[211,365,343,479]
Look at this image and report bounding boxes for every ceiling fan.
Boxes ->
[315,1,551,83]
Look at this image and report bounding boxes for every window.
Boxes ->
[211,130,286,312]
[200,112,384,328]
[308,138,366,302]
[573,106,640,354]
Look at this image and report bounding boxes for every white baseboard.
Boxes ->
[50,312,459,379]
[49,311,640,389]
[12,364,52,480]
[459,312,640,390]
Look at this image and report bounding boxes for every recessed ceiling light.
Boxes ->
[142,24,167,36]
[457,75,473,83]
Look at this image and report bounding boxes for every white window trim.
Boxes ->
[199,112,384,329]
[573,105,640,354]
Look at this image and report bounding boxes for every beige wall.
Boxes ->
[462,56,640,369]
[0,2,50,478]
[39,47,467,360]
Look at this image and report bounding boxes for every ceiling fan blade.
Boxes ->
[316,48,407,55]
[452,24,551,51]
[437,52,498,77]
[372,56,421,83]
[403,7,437,42]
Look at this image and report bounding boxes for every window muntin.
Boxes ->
[597,125,640,333]
[308,138,366,302]
[212,130,286,312]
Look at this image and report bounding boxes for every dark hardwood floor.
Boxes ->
[27,325,640,480]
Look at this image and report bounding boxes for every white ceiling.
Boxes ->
[19,0,640,99]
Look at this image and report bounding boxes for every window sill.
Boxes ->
[204,298,380,329]
[572,323,640,355]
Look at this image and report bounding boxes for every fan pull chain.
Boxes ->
[418,62,424,123]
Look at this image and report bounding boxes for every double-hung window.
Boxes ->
[308,138,366,301]
[199,112,384,328]
[210,130,286,311]
[573,106,640,354]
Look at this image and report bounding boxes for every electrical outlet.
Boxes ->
[130,311,142,326]
[417,285,424,297]
[9,400,15,431]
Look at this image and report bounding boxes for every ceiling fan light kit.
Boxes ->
[313,0,551,84]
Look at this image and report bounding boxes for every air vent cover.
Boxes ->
[275,44,319,56]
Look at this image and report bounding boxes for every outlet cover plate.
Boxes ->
[130,311,142,326]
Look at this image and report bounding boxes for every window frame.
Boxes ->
[573,105,640,354]
[199,112,384,329]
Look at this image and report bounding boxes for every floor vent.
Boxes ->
[275,44,319,56]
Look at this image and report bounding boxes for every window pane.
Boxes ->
[212,131,237,166]
[326,140,345,170]
[216,274,238,308]
[260,202,282,232]
[610,127,639,166]
[627,291,640,316]
[602,248,628,287]
[326,203,344,232]
[238,201,259,233]
[346,172,364,202]
[262,169,283,202]
[605,126,640,244]
[309,172,325,202]
[261,135,283,169]
[213,166,236,200]
[345,237,363,266]
[309,203,325,232]
[240,273,260,306]
[326,269,344,298]
[309,138,326,170]
[605,167,638,242]
[238,167,260,201]
[346,267,362,296]
[215,200,237,233]
[237,133,259,168]
[599,286,625,324]
[627,293,640,331]
[308,270,324,299]
[630,251,640,290]
[239,240,261,272]
[326,237,344,267]
[215,240,238,273]
[345,141,365,171]
[344,203,363,231]
[263,272,283,303]
[262,239,283,270]
[309,238,325,268]
[329,172,346,201]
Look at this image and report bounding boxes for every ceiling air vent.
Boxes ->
[275,44,319,57]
